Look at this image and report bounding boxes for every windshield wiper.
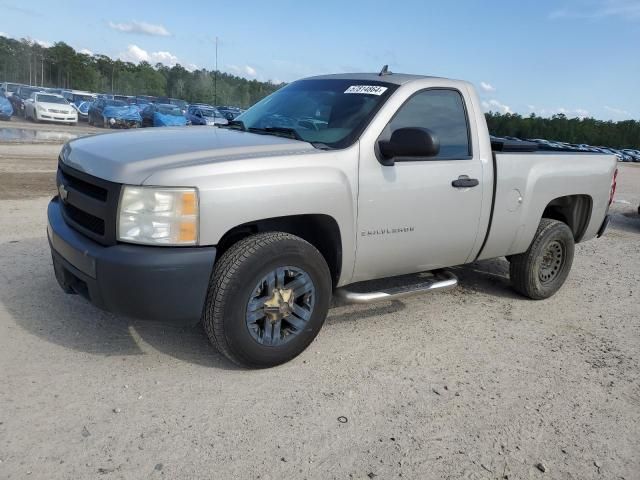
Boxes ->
[310,142,332,150]
[248,127,303,141]
[219,119,246,131]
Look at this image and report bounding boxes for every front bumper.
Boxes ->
[47,198,216,325]
[37,111,77,123]
[107,118,141,129]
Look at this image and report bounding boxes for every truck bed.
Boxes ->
[477,151,617,261]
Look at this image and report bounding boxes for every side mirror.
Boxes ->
[378,127,440,166]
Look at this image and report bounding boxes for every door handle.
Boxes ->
[451,176,479,188]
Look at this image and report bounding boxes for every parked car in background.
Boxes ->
[88,98,142,128]
[45,88,73,100]
[186,104,228,126]
[136,95,158,104]
[216,106,244,121]
[1,82,22,98]
[69,91,95,104]
[24,92,77,124]
[0,95,13,119]
[621,149,640,162]
[67,91,96,121]
[141,103,189,127]
[10,85,45,117]
[157,97,189,114]
[74,101,92,122]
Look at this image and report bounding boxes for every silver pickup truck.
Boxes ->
[48,71,618,367]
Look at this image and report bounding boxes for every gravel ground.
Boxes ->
[0,124,639,479]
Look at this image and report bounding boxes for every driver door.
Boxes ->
[354,88,485,281]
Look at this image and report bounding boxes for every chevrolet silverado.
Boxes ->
[47,71,618,367]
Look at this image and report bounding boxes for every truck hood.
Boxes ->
[61,127,317,184]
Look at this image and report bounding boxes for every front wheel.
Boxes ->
[509,219,575,300]
[202,232,332,368]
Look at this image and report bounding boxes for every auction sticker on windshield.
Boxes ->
[344,85,388,95]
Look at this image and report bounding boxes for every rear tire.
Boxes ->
[509,219,575,300]
[202,232,332,368]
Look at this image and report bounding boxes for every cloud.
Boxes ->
[574,108,590,119]
[119,44,182,67]
[108,20,171,37]
[227,64,258,78]
[550,0,640,20]
[20,36,51,48]
[480,81,496,93]
[79,48,93,56]
[604,105,631,117]
[482,99,512,114]
[529,106,591,118]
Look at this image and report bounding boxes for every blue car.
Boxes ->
[73,101,92,122]
[88,98,142,128]
[141,103,189,127]
[0,95,13,120]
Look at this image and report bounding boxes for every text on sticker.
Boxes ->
[344,85,388,95]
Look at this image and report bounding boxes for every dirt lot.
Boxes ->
[0,118,102,199]
[0,122,639,480]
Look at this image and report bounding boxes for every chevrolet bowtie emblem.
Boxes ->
[58,183,69,202]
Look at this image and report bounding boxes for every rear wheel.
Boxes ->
[202,232,332,368]
[509,219,575,299]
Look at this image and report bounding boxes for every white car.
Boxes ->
[25,92,78,125]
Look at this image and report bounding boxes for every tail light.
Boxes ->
[609,168,618,206]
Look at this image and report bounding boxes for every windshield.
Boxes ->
[157,105,183,116]
[72,94,93,103]
[6,84,20,93]
[200,108,218,117]
[234,79,397,148]
[20,88,40,99]
[37,94,67,104]
[170,99,187,109]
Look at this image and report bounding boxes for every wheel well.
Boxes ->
[216,214,343,286]
[542,194,592,242]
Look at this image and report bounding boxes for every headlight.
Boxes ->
[117,186,199,246]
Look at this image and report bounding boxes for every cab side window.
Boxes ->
[389,89,471,159]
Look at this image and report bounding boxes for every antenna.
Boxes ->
[378,65,391,76]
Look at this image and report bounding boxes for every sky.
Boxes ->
[1,0,639,120]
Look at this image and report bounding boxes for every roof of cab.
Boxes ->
[302,72,443,85]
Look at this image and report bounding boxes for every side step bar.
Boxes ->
[335,270,458,304]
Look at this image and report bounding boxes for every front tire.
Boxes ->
[509,219,575,300]
[202,232,332,368]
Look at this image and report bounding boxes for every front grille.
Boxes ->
[57,160,122,245]
[64,203,105,235]
[62,169,108,201]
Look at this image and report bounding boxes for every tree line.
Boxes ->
[0,36,282,108]
[2,35,638,148]
[485,112,640,149]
